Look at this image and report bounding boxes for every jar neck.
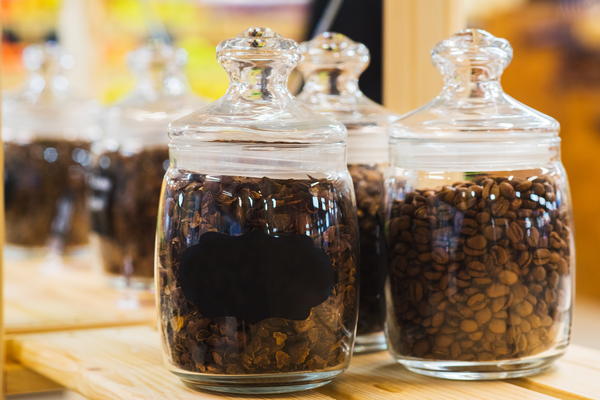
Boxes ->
[302,68,361,99]
[441,66,504,100]
[225,60,292,102]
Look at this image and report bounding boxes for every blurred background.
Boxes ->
[5,0,598,295]
[1,1,599,397]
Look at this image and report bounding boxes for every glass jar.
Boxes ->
[3,43,100,255]
[89,41,202,289]
[156,27,359,394]
[297,32,397,353]
[384,29,574,380]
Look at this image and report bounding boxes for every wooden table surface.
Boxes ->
[7,326,600,400]
[4,255,155,334]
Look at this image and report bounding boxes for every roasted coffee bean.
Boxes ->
[385,174,572,361]
[498,270,518,285]
[499,182,515,199]
[5,139,91,249]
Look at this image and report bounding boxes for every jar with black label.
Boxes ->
[384,29,574,379]
[156,27,359,394]
[3,43,100,255]
[297,32,397,354]
[89,41,202,289]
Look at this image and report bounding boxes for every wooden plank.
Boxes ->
[4,361,62,395]
[508,344,600,400]
[383,0,466,114]
[4,257,155,334]
[7,326,566,400]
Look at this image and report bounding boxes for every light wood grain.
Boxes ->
[508,345,600,400]
[383,0,466,114]
[1,43,6,399]
[8,326,583,400]
[4,257,155,334]
[4,361,62,395]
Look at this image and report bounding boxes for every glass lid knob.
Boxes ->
[432,28,512,82]
[298,32,369,76]
[217,26,300,65]
[128,39,187,74]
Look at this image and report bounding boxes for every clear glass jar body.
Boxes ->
[297,33,396,353]
[384,29,574,379]
[89,42,200,289]
[3,44,99,255]
[157,142,359,393]
[385,151,573,379]
[156,27,359,394]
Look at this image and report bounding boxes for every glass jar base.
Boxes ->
[173,369,343,394]
[354,332,387,354]
[395,348,566,380]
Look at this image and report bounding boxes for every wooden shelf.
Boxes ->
[7,326,600,400]
[4,256,155,334]
[4,361,62,396]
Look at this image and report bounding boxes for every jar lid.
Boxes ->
[103,40,202,151]
[391,29,559,140]
[169,27,346,145]
[297,32,396,127]
[297,32,396,163]
[2,42,100,141]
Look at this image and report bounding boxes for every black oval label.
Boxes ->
[179,230,336,324]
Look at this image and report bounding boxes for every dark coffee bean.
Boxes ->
[498,270,518,285]
[533,266,547,281]
[431,247,450,264]
[487,283,510,298]
[527,227,540,247]
[499,182,515,199]
[483,225,503,241]
[489,319,506,334]
[460,320,478,333]
[507,221,524,243]
[491,198,510,216]
[466,235,487,250]
[533,249,551,265]
[490,245,509,265]
[517,180,533,191]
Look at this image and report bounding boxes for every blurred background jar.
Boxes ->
[89,40,204,289]
[156,27,358,394]
[297,32,397,354]
[384,29,574,379]
[3,42,100,257]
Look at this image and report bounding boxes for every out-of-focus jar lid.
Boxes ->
[297,32,397,164]
[103,40,203,153]
[2,42,100,142]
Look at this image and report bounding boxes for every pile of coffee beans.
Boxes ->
[5,139,91,249]
[89,147,169,282]
[385,174,572,361]
[348,164,386,337]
